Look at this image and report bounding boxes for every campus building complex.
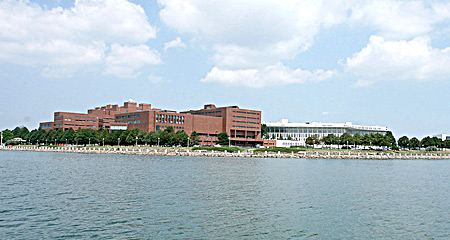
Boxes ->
[40,101,265,146]
[264,119,389,147]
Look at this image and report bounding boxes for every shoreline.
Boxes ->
[1,146,450,160]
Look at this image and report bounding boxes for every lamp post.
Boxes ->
[102,138,105,146]
[228,136,231,147]
[37,140,39,146]
[46,139,47,145]
[89,138,91,146]
[135,136,138,146]
[66,138,67,145]
[187,137,190,147]
[55,139,57,145]
[157,137,160,147]
[118,138,120,147]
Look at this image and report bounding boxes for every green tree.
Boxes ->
[398,136,410,149]
[261,124,269,139]
[119,130,130,145]
[353,133,363,146]
[443,139,450,148]
[1,129,15,142]
[164,126,175,133]
[12,127,21,138]
[421,136,433,148]
[410,137,420,149]
[106,130,121,146]
[216,132,229,145]
[75,128,97,145]
[175,130,189,146]
[137,130,147,145]
[306,135,320,146]
[63,128,76,144]
[189,131,200,146]
[322,134,338,145]
[431,137,443,148]
[25,129,37,143]
[144,131,157,145]
[384,131,396,148]
[125,128,140,145]
[96,128,109,146]
[19,127,30,139]
[339,133,353,145]
[46,129,57,145]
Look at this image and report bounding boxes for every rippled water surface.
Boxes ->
[1,151,449,239]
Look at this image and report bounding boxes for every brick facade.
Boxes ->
[40,101,265,146]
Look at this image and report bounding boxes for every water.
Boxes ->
[1,151,449,239]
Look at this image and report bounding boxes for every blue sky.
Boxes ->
[0,0,449,138]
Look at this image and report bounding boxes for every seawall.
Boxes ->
[1,146,450,160]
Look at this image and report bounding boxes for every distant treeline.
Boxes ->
[1,126,449,149]
[302,132,449,149]
[1,126,202,146]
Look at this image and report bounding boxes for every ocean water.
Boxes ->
[1,151,449,239]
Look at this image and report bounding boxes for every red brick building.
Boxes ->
[40,101,265,146]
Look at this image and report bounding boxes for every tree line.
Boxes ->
[304,132,397,148]
[397,135,449,149]
[1,126,203,147]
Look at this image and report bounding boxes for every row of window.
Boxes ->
[117,120,141,124]
[156,114,185,124]
[232,125,260,129]
[233,120,259,124]
[42,124,52,128]
[64,119,96,123]
[56,115,96,119]
[192,110,222,115]
[155,125,185,131]
[269,127,386,135]
[116,114,140,119]
[65,124,96,127]
[233,115,260,120]
[233,110,260,115]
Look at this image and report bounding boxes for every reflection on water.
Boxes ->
[0,151,449,239]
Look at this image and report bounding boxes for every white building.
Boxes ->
[434,134,450,141]
[264,119,388,147]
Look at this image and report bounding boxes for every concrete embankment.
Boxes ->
[2,146,450,160]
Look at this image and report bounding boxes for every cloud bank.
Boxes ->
[0,0,159,78]
[159,0,450,87]
[346,35,450,86]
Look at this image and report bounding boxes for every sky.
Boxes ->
[0,0,449,138]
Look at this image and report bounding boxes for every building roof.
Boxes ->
[263,119,388,131]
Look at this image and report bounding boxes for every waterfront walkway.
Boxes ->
[1,146,450,160]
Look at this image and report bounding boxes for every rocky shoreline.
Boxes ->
[2,146,450,160]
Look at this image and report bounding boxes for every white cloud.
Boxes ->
[159,0,346,68]
[201,63,336,88]
[350,0,450,39]
[159,0,450,70]
[345,35,450,86]
[159,0,450,88]
[104,44,161,78]
[0,0,159,78]
[148,74,163,83]
[164,37,186,51]
[0,0,156,43]
[322,112,330,115]
[0,40,106,66]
